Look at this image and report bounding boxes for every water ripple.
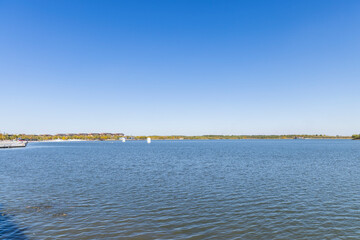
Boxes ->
[1,140,360,239]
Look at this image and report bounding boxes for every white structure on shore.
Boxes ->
[0,140,28,148]
[147,137,151,144]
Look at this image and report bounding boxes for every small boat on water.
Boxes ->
[147,137,151,144]
[0,140,28,148]
[120,137,126,142]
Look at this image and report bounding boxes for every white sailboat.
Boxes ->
[147,137,151,144]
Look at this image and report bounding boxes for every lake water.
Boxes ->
[1,140,360,239]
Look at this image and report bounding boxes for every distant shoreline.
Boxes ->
[32,138,352,142]
[1,133,355,141]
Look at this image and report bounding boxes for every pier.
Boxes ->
[0,141,28,148]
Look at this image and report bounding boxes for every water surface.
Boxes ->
[1,140,360,239]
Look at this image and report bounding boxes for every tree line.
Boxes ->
[0,133,353,141]
[352,134,360,140]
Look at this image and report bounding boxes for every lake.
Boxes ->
[1,140,360,239]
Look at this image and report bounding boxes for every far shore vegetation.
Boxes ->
[0,133,354,141]
[352,134,360,140]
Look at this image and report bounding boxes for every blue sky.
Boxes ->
[1,0,359,135]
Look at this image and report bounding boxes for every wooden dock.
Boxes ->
[0,141,28,148]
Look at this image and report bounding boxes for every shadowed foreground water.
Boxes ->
[1,140,360,239]
[0,205,28,240]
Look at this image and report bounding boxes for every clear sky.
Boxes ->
[1,0,359,135]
